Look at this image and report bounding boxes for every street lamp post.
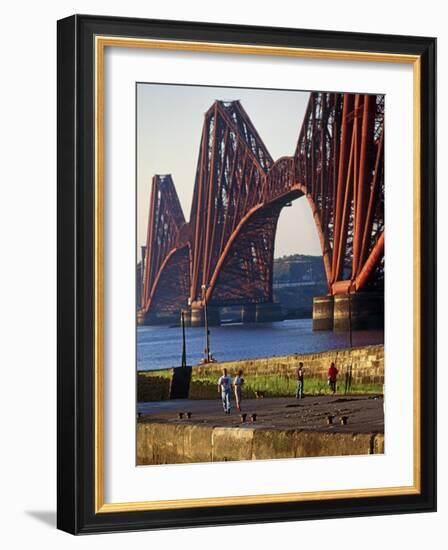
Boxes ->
[201,283,210,363]
[348,286,353,350]
[345,285,354,394]
[181,310,187,368]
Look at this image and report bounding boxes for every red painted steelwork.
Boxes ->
[294,92,384,294]
[141,175,190,322]
[140,93,384,323]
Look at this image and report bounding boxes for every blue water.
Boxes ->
[137,319,383,371]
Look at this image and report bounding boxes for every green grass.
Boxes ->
[138,369,383,402]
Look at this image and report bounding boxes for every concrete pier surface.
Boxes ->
[137,395,384,434]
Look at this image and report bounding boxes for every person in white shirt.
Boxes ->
[233,369,245,412]
[217,368,232,414]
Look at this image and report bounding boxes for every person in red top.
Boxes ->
[327,362,338,394]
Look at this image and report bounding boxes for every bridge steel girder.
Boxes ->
[141,175,191,321]
[142,245,191,324]
[295,92,384,294]
[188,100,274,307]
[140,93,385,323]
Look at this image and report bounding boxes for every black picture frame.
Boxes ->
[57,14,436,534]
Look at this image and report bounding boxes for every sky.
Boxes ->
[137,83,322,262]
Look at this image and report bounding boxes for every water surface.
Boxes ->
[137,319,383,371]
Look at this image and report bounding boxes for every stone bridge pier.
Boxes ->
[189,305,221,327]
[240,303,256,323]
[313,292,384,331]
[239,302,284,323]
[254,302,284,323]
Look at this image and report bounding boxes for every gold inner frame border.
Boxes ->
[94,35,421,513]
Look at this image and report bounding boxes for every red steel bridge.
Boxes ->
[139,92,384,330]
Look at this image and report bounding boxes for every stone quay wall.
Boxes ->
[193,344,384,385]
[137,422,385,465]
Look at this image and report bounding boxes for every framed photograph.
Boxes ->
[57,14,436,534]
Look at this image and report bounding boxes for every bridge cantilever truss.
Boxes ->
[140,92,384,325]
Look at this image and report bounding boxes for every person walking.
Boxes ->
[217,368,232,414]
[233,369,245,411]
[327,362,338,394]
[295,362,304,399]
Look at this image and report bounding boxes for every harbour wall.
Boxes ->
[193,344,384,385]
[137,422,385,465]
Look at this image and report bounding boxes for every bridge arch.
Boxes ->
[140,92,384,326]
[142,244,191,324]
[204,179,338,306]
